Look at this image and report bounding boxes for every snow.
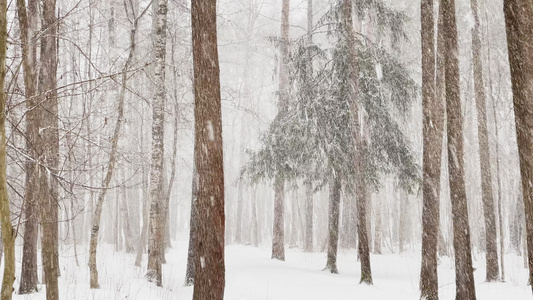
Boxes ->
[9,237,532,299]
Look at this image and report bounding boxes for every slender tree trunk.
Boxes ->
[120,170,135,253]
[251,185,259,247]
[342,0,372,285]
[38,1,60,298]
[325,175,341,273]
[185,167,198,286]
[146,0,168,286]
[503,0,533,291]
[271,0,290,261]
[469,0,499,281]
[419,0,441,297]
[16,0,40,293]
[373,193,382,254]
[272,177,285,260]
[89,5,144,287]
[304,181,313,252]
[0,3,15,298]
[191,0,226,298]
[443,0,477,298]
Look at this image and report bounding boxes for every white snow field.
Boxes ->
[9,237,532,299]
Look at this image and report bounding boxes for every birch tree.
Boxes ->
[146,0,168,286]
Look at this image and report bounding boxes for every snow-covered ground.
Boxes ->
[10,237,532,299]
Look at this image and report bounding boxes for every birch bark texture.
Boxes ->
[146,0,168,286]
[191,0,226,299]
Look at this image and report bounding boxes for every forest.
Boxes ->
[0,0,532,299]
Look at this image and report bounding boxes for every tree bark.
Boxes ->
[373,193,382,254]
[272,177,285,260]
[443,0,477,298]
[470,0,499,282]
[89,4,144,287]
[271,0,290,261]
[419,0,441,297]
[191,0,226,298]
[185,167,198,286]
[146,0,168,286]
[304,181,313,252]
[38,0,60,298]
[325,176,341,273]
[342,0,372,285]
[16,0,40,294]
[503,0,533,291]
[0,2,16,298]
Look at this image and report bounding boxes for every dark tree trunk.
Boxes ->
[325,176,341,273]
[191,0,226,298]
[503,0,533,291]
[419,0,443,296]
[38,0,60,298]
[443,0,477,298]
[342,0,372,285]
[16,0,40,294]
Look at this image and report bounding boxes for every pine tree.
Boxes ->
[191,0,226,298]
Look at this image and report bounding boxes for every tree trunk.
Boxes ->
[443,0,477,298]
[146,0,168,286]
[16,0,40,294]
[185,167,198,286]
[272,177,285,260]
[373,193,382,254]
[325,175,341,273]
[121,170,135,253]
[342,0,372,285]
[0,3,15,298]
[470,0,499,282]
[251,185,259,247]
[304,181,313,252]
[191,0,226,298]
[89,4,143,287]
[38,1,60,298]
[503,0,533,291]
[419,0,441,297]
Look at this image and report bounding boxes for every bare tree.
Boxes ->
[146,0,168,286]
[16,0,40,293]
[0,1,16,299]
[503,0,533,290]
[38,0,61,298]
[470,0,499,282]
[89,2,150,288]
[443,0,476,298]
